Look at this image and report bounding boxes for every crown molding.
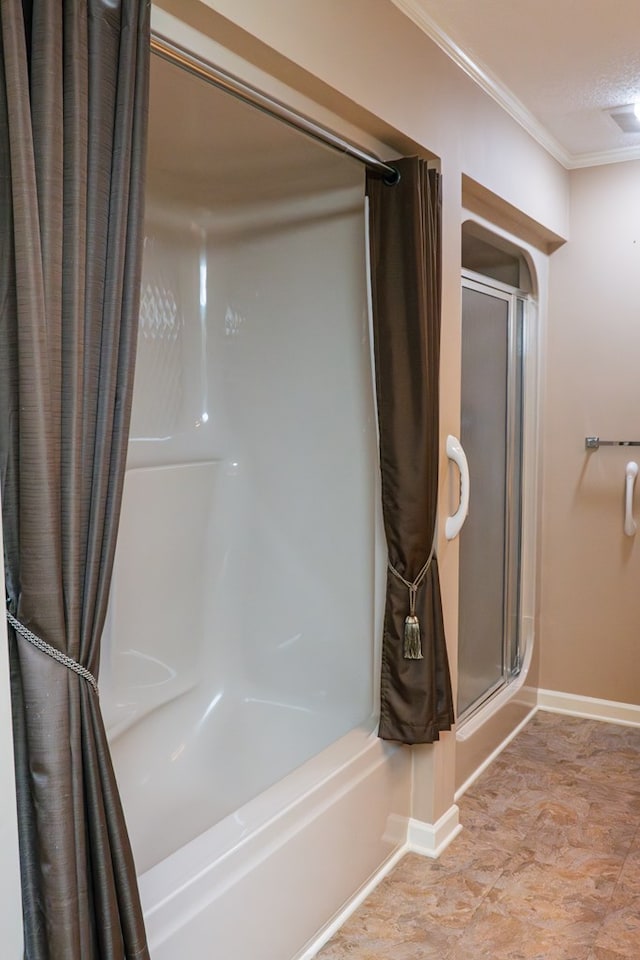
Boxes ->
[390,0,640,171]
[567,143,640,169]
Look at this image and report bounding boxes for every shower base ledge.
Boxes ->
[139,727,411,960]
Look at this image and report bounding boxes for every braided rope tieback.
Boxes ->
[388,546,435,660]
[5,608,99,694]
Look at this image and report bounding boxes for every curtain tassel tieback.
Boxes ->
[5,607,99,694]
[388,549,435,660]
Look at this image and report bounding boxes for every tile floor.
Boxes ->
[316,711,640,960]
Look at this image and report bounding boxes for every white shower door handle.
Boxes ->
[445,434,470,541]
[625,461,638,537]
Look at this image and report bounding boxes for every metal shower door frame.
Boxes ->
[457,271,527,724]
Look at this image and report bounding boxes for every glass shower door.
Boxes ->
[457,278,523,721]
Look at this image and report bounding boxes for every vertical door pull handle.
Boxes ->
[625,461,638,537]
[445,434,470,541]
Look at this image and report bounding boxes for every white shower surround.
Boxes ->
[100,64,414,955]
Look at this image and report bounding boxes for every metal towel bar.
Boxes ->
[585,437,640,450]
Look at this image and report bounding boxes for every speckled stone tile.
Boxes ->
[592,906,640,958]
[315,713,640,960]
[450,903,596,960]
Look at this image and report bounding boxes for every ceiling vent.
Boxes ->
[606,104,640,133]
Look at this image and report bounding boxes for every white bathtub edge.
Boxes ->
[294,842,409,960]
[141,730,412,960]
[139,727,384,920]
[537,689,640,727]
[406,804,462,858]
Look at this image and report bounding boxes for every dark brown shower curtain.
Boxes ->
[0,1,150,957]
[367,157,454,744]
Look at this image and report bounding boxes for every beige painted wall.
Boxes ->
[540,160,640,705]
[153,0,570,819]
[157,0,569,238]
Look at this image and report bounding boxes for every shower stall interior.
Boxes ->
[100,43,410,960]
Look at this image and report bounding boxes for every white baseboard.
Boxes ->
[406,805,462,858]
[537,689,640,727]
[303,692,640,957]
[297,843,407,959]
[454,705,538,802]
[299,804,463,958]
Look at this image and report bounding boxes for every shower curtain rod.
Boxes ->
[150,35,401,184]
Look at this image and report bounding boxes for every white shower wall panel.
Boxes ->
[105,178,386,873]
[204,187,378,717]
[131,221,209,455]
[101,461,224,740]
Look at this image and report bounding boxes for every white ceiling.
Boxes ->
[392,0,640,168]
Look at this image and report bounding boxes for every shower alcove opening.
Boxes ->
[100,29,411,960]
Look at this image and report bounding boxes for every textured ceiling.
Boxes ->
[392,0,640,167]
